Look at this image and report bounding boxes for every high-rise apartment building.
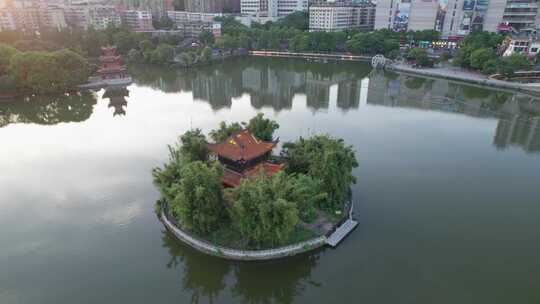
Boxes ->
[375,0,537,37]
[185,0,240,13]
[309,2,375,32]
[241,0,307,19]
[122,10,153,30]
[502,0,540,30]
[374,0,525,38]
[0,3,67,31]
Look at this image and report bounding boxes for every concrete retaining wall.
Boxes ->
[161,208,327,261]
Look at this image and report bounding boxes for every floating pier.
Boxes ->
[326,218,358,247]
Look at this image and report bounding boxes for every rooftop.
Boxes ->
[207,129,277,162]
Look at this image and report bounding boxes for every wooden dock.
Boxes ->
[326,219,358,247]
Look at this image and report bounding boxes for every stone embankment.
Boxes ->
[161,198,358,261]
[161,208,327,261]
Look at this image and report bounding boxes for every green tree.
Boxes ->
[170,161,225,234]
[52,49,90,87]
[199,30,215,45]
[290,33,309,52]
[113,31,138,55]
[288,174,326,222]
[282,135,358,210]
[407,48,430,67]
[178,51,196,66]
[275,11,309,31]
[247,113,279,141]
[470,48,496,71]
[209,121,243,142]
[498,53,531,78]
[0,44,19,74]
[453,45,474,68]
[481,59,498,75]
[229,172,299,247]
[153,143,189,203]
[215,34,239,50]
[179,128,209,162]
[150,44,174,64]
[200,46,212,63]
[8,49,89,93]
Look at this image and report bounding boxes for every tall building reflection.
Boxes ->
[367,71,540,153]
[130,58,369,112]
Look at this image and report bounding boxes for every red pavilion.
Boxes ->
[97,46,130,84]
[207,129,283,187]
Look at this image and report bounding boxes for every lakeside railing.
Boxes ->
[250,50,371,62]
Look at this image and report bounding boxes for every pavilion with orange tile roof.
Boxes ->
[207,129,283,187]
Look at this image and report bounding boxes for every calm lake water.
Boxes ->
[1,57,539,304]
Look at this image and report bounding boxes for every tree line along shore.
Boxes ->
[1,11,535,95]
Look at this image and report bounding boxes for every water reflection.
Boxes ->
[161,229,320,304]
[161,230,230,304]
[367,71,540,153]
[129,58,370,112]
[231,254,320,304]
[2,59,539,153]
[0,92,97,128]
[103,87,130,116]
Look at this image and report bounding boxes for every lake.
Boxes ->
[1,57,539,304]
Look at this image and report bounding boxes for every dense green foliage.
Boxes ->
[0,44,18,74]
[179,128,209,162]
[153,142,187,204]
[154,115,358,249]
[275,11,309,31]
[153,139,225,235]
[346,29,400,56]
[407,48,430,67]
[498,53,532,78]
[229,172,300,246]
[282,135,358,210]
[452,31,531,76]
[4,48,89,93]
[209,121,243,142]
[247,113,279,141]
[170,161,225,234]
[209,113,278,143]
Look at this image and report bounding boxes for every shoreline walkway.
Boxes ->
[387,64,540,95]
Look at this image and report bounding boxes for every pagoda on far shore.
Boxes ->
[207,129,283,187]
[97,46,132,86]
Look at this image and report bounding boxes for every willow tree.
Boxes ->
[229,172,299,247]
[152,129,209,202]
[180,128,209,162]
[209,121,243,142]
[282,135,358,210]
[247,113,279,141]
[170,161,225,235]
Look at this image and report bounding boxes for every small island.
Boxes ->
[153,114,359,260]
